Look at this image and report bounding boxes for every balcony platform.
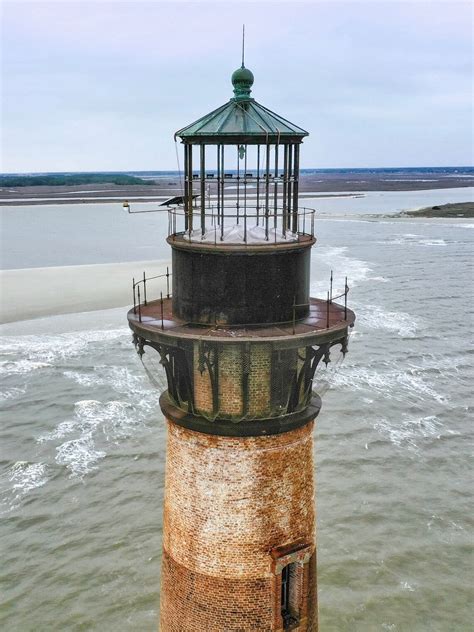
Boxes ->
[128,296,355,347]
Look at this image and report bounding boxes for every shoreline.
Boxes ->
[0,192,366,206]
[0,259,170,325]
[378,201,474,219]
[1,171,473,206]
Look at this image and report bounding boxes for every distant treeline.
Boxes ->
[0,174,155,187]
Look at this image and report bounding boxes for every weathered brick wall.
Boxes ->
[217,345,243,416]
[248,343,271,416]
[193,344,214,413]
[193,342,274,419]
[160,551,273,632]
[160,419,317,631]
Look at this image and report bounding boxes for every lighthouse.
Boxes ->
[127,59,355,631]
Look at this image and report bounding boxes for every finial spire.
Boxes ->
[232,25,253,100]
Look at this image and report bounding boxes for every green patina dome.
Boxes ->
[232,65,254,100]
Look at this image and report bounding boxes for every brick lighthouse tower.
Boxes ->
[127,58,354,631]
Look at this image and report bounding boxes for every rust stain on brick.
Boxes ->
[160,419,318,630]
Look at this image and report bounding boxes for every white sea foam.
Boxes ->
[0,359,52,375]
[0,385,27,402]
[418,239,447,246]
[379,235,448,247]
[320,365,448,405]
[39,364,162,477]
[374,414,444,451]
[354,304,421,337]
[0,462,48,512]
[311,246,387,295]
[39,400,134,478]
[63,365,165,408]
[55,434,106,478]
[396,372,448,404]
[0,328,129,377]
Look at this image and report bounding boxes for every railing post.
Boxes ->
[133,277,136,314]
[330,270,333,303]
[138,285,142,323]
[143,271,147,305]
[160,292,164,330]
[344,277,348,320]
[166,266,170,299]
[326,291,330,329]
[311,210,314,237]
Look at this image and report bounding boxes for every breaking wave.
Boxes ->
[0,462,48,513]
[379,234,448,247]
[0,328,129,376]
[374,414,444,452]
[318,364,448,405]
[311,246,388,295]
[354,304,421,337]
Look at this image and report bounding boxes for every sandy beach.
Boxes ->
[0,259,170,324]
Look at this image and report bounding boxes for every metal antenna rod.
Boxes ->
[241,24,245,67]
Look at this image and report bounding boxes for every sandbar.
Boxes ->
[0,260,170,324]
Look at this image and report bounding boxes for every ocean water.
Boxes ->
[1,193,473,630]
[1,187,472,269]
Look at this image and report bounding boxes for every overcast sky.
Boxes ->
[1,0,472,172]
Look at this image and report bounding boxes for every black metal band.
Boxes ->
[160,391,322,438]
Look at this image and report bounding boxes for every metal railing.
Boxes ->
[328,271,349,326]
[167,205,316,245]
[132,268,171,326]
[131,269,349,333]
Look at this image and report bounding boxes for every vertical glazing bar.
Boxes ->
[216,144,221,223]
[273,143,279,230]
[244,144,247,242]
[220,145,225,240]
[265,143,270,240]
[282,143,288,237]
[236,145,240,224]
[256,145,260,226]
[200,144,205,236]
[287,144,293,230]
[292,143,300,234]
[188,145,193,235]
[184,144,189,231]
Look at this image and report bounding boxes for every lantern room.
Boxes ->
[172,63,312,244]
